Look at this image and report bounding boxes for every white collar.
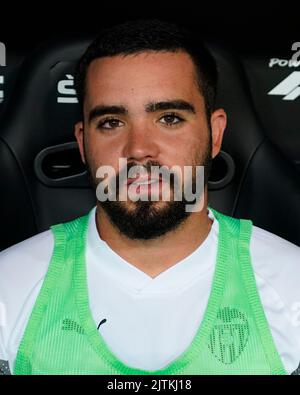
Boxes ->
[87,206,219,294]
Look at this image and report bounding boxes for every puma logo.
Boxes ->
[97,318,107,330]
[62,318,84,334]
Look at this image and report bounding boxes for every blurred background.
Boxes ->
[0,1,299,250]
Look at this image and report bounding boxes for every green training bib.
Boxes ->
[14,208,287,375]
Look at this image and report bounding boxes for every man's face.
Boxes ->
[75,51,226,240]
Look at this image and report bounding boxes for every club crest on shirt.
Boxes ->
[208,307,250,364]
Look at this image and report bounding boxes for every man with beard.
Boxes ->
[1,19,300,375]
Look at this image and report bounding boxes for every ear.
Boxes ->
[210,109,227,159]
[74,122,86,164]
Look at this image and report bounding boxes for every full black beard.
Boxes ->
[101,198,190,240]
[84,133,212,240]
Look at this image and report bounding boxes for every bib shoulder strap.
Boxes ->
[51,214,90,242]
[14,213,91,375]
[209,206,251,239]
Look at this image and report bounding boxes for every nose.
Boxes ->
[122,122,160,163]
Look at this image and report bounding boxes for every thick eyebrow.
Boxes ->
[88,105,128,124]
[145,100,196,114]
[88,100,196,124]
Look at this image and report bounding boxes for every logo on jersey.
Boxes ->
[97,318,107,330]
[62,318,84,334]
[209,307,249,364]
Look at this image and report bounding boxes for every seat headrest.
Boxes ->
[242,48,300,172]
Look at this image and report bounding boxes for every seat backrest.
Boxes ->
[208,43,300,246]
[241,46,300,173]
[0,61,22,121]
[0,38,96,250]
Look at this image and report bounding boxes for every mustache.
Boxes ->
[115,160,178,189]
[122,160,161,177]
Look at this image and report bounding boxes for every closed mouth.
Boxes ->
[127,176,162,186]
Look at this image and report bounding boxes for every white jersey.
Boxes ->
[1,207,300,375]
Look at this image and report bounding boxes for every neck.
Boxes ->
[95,194,213,278]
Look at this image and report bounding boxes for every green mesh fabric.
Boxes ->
[13,207,287,375]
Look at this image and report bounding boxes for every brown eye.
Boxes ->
[98,118,123,130]
[160,113,184,126]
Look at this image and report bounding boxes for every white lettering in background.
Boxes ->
[269,58,300,68]
[268,71,300,100]
[291,42,300,62]
[0,75,4,103]
[0,42,5,66]
[57,74,78,103]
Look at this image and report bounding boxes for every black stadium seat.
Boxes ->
[208,43,300,246]
[241,47,300,173]
[0,42,25,122]
[0,64,21,121]
[0,38,299,251]
[0,38,96,251]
